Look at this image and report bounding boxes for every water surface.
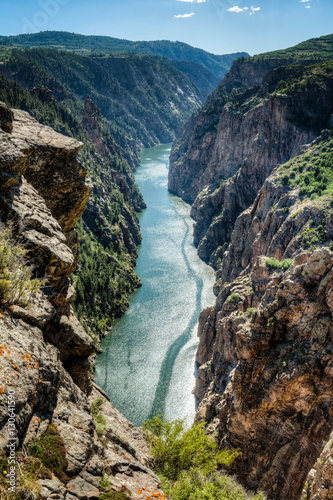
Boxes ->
[95,144,215,426]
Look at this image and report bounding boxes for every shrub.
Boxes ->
[143,415,238,482]
[282,174,290,185]
[0,225,42,306]
[164,470,266,500]
[265,258,293,271]
[143,416,266,500]
[91,397,107,437]
[227,292,240,303]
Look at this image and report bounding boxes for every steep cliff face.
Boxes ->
[169,59,333,263]
[169,35,333,500]
[0,102,164,499]
[193,130,333,499]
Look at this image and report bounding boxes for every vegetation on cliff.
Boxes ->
[169,36,333,264]
[0,224,43,306]
[144,415,265,500]
[0,74,144,336]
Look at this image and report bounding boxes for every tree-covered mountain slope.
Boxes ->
[0,30,249,80]
[0,72,145,337]
[0,47,202,148]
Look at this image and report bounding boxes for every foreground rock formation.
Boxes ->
[0,102,164,499]
[169,35,333,500]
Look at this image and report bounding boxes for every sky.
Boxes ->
[0,0,332,56]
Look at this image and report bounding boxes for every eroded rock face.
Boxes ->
[169,58,333,264]
[0,104,164,499]
[193,143,333,499]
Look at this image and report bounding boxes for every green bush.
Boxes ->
[143,415,238,481]
[91,397,107,437]
[227,292,240,303]
[265,258,293,271]
[164,470,266,500]
[143,416,265,500]
[0,225,42,306]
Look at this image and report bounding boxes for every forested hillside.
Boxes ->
[0,75,145,336]
[0,30,249,80]
[0,47,201,147]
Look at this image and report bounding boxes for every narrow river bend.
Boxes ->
[95,144,215,426]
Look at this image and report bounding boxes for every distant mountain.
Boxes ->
[0,31,249,81]
[0,47,201,148]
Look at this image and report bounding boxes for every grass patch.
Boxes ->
[99,493,129,500]
[0,449,52,499]
[27,423,68,483]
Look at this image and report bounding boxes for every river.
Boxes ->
[94,144,215,427]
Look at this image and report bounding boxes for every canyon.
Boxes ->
[0,30,333,500]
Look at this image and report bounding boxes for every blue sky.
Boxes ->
[0,0,332,56]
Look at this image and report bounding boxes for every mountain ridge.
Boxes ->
[0,30,249,81]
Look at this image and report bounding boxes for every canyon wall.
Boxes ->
[0,102,165,500]
[169,35,333,500]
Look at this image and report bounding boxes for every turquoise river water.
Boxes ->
[94,144,215,426]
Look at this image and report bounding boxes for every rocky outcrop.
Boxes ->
[303,430,333,499]
[0,102,164,499]
[193,130,333,499]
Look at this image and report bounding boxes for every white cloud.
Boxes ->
[176,0,208,3]
[227,5,247,12]
[305,4,311,7]
[174,12,195,18]
[300,0,310,2]
[227,5,260,14]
